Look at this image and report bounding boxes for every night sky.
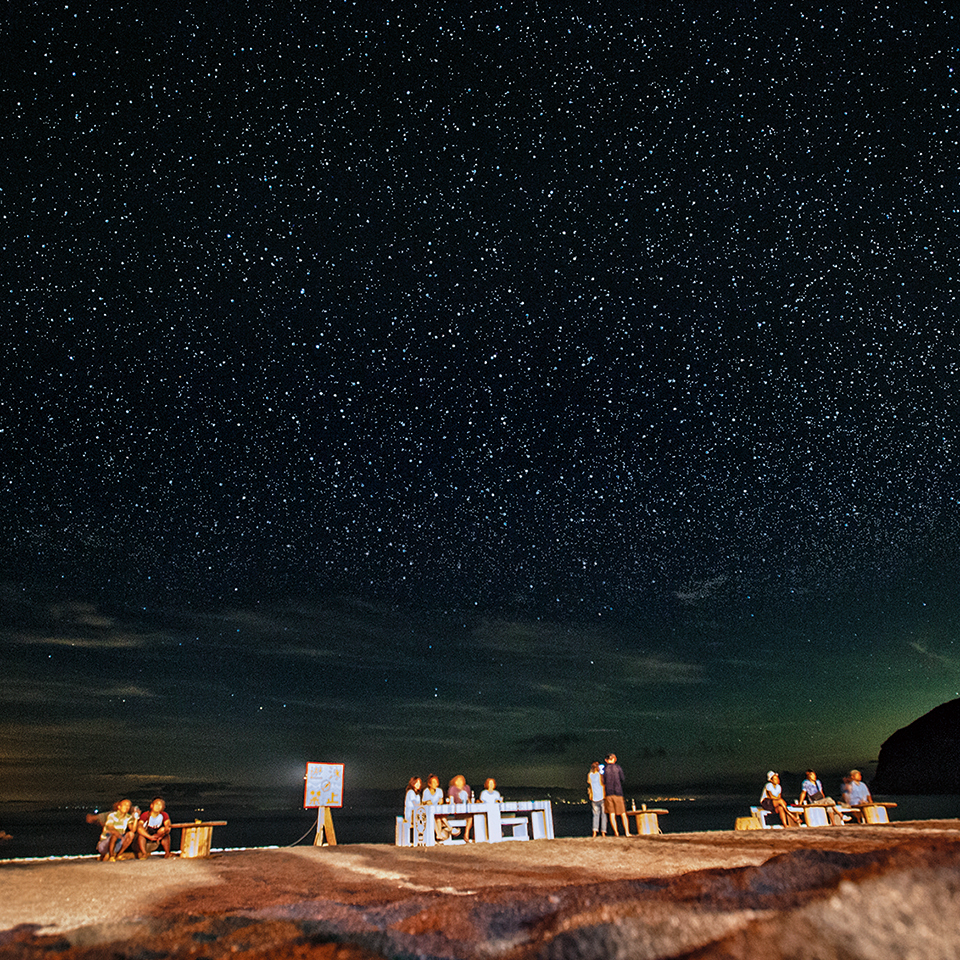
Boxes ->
[3,2,959,808]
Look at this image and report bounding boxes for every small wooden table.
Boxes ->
[169,821,228,858]
[625,807,669,835]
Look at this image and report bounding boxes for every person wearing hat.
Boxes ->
[760,771,800,827]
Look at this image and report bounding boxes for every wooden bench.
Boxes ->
[747,804,841,828]
[739,802,897,830]
[169,821,227,858]
[844,802,897,824]
[746,806,805,828]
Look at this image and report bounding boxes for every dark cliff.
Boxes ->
[872,699,960,794]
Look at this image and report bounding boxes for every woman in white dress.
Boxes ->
[404,776,423,820]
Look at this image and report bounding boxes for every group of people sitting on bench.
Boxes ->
[87,797,173,861]
[404,774,502,843]
[760,768,875,827]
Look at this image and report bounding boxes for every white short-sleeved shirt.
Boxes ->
[421,786,444,805]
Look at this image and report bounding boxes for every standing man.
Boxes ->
[603,753,631,837]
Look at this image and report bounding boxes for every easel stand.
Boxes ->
[314,806,337,846]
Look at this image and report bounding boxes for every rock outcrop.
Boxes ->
[872,698,960,793]
[5,829,960,959]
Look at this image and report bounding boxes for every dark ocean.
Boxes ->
[1,789,957,862]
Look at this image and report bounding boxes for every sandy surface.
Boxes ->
[2,821,960,959]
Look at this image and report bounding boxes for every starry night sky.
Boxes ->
[3,2,959,808]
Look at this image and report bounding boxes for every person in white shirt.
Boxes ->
[404,776,423,820]
[421,774,451,840]
[447,774,473,842]
[587,762,607,837]
[843,769,873,806]
[421,774,444,805]
[760,772,799,827]
[479,777,502,803]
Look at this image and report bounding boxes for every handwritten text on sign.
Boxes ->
[304,762,344,808]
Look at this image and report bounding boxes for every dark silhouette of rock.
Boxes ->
[872,698,960,793]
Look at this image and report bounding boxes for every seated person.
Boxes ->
[97,799,137,861]
[760,772,800,827]
[137,797,173,858]
[447,774,473,842]
[404,776,423,821]
[479,777,502,803]
[421,775,451,841]
[798,769,843,825]
[842,769,873,807]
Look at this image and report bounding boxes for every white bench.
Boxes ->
[498,816,528,840]
[749,806,783,829]
[845,802,895,824]
[396,816,413,846]
[797,804,830,827]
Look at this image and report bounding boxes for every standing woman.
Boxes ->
[404,777,423,821]
[588,762,607,837]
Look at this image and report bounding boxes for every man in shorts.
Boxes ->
[602,753,631,837]
[136,797,173,858]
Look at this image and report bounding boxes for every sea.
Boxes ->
[1,789,958,862]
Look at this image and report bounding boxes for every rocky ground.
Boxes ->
[2,821,960,959]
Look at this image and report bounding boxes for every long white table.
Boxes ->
[409,800,554,846]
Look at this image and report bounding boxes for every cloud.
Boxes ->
[0,679,156,706]
[674,576,729,603]
[618,652,706,686]
[470,618,583,655]
[512,731,579,757]
[470,619,703,679]
[11,632,145,650]
[46,603,117,629]
[909,641,960,671]
[1,600,158,651]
